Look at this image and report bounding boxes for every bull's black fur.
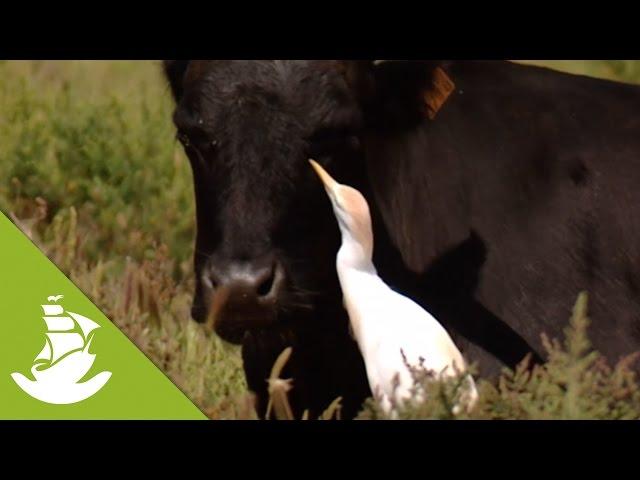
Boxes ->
[164,60,640,418]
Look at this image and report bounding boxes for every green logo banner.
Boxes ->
[0,212,206,419]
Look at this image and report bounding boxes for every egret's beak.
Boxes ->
[309,159,340,198]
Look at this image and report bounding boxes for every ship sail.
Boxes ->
[42,304,64,316]
[46,332,85,364]
[31,304,102,366]
[67,312,101,339]
[34,339,52,363]
[43,316,75,331]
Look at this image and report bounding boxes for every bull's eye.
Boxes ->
[348,135,361,151]
[177,131,190,147]
[177,129,219,158]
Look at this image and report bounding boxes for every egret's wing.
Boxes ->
[369,288,468,377]
[343,272,470,412]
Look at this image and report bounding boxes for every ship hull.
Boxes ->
[11,371,112,405]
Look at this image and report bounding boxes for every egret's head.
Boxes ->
[309,159,373,259]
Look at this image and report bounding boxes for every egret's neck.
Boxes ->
[336,224,376,274]
[336,227,377,352]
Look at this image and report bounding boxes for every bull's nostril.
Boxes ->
[203,271,218,291]
[257,266,276,297]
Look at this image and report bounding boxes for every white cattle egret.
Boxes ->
[309,159,478,418]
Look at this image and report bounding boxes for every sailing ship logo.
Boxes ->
[10,295,112,404]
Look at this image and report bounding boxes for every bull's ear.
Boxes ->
[343,60,452,131]
[336,60,377,102]
[163,60,190,101]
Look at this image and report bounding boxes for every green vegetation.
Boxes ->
[515,60,640,83]
[0,61,248,418]
[2,60,639,419]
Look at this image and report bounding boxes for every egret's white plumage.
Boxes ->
[309,159,478,417]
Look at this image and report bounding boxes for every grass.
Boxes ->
[0,60,248,418]
[2,60,640,419]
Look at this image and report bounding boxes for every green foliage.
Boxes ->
[2,61,640,419]
[0,61,246,417]
[0,61,195,270]
[517,60,640,84]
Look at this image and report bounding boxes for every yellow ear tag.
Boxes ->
[423,66,455,120]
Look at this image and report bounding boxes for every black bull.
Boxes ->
[163,60,640,419]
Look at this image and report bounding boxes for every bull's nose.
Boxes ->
[205,258,283,304]
[203,257,285,343]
